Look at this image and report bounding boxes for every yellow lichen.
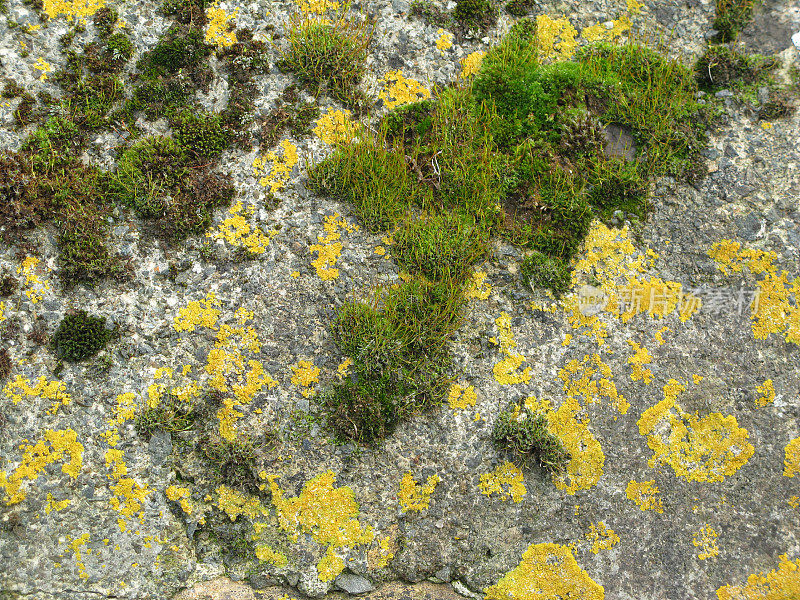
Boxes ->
[582,15,632,43]
[310,213,356,280]
[479,461,526,502]
[290,359,320,398]
[485,542,604,600]
[398,472,440,512]
[173,292,221,332]
[755,379,775,407]
[435,28,453,51]
[491,312,532,385]
[216,485,266,521]
[625,480,663,513]
[205,1,238,47]
[0,429,84,505]
[3,375,72,415]
[255,544,288,566]
[42,0,105,20]
[638,379,754,483]
[45,493,71,514]
[297,0,338,14]
[313,107,360,145]
[784,437,800,477]
[459,51,485,78]
[536,15,578,61]
[628,341,653,384]
[254,140,299,192]
[17,256,50,304]
[716,554,800,600]
[708,239,798,344]
[33,57,52,81]
[165,485,193,515]
[447,383,477,409]
[655,326,670,345]
[465,270,491,300]
[267,470,374,582]
[693,524,719,560]
[586,521,620,554]
[207,201,277,255]
[378,70,431,109]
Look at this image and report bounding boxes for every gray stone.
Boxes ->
[335,574,375,595]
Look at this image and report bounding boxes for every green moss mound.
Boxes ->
[52,310,115,363]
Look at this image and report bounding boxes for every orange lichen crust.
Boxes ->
[637,379,754,483]
[485,542,604,600]
[716,554,800,599]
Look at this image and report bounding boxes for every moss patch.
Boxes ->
[52,310,116,363]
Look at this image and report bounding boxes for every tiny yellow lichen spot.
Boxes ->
[755,379,775,407]
[485,543,604,600]
[459,51,485,78]
[492,312,531,385]
[788,496,799,508]
[693,524,719,560]
[297,0,339,14]
[313,107,360,145]
[760,121,773,130]
[784,437,800,477]
[378,70,431,109]
[45,493,71,514]
[586,521,620,554]
[310,213,355,280]
[398,473,440,512]
[17,256,51,304]
[435,28,453,51]
[479,462,526,503]
[625,480,663,513]
[447,383,477,410]
[205,1,238,47]
[655,326,670,345]
[291,271,300,278]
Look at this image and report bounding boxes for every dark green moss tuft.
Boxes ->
[492,402,570,473]
[0,348,11,380]
[409,0,451,28]
[711,0,757,43]
[135,392,198,438]
[521,251,571,297]
[173,111,231,160]
[694,45,776,91]
[453,0,497,34]
[52,310,116,362]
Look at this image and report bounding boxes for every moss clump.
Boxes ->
[694,45,776,91]
[135,393,198,438]
[173,111,231,160]
[199,433,261,493]
[260,86,319,150]
[453,0,497,34]
[52,310,115,363]
[309,27,713,443]
[521,251,572,297]
[112,135,234,240]
[712,0,757,43]
[323,278,463,445]
[393,211,488,281]
[492,402,570,473]
[505,0,533,17]
[409,0,451,28]
[0,348,11,380]
[277,13,374,107]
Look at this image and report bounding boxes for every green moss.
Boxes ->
[135,393,198,438]
[383,99,436,145]
[260,87,320,150]
[137,25,212,78]
[585,157,648,222]
[0,348,11,381]
[92,5,119,38]
[161,0,207,26]
[277,14,373,106]
[200,433,263,493]
[51,310,115,363]
[453,0,497,34]
[521,251,571,297]
[712,0,758,43]
[324,278,463,445]
[174,111,231,159]
[505,0,533,17]
[694,45,776,91]
[492,402,570,473]
[409,0,451,28]
[393,211,488,282]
